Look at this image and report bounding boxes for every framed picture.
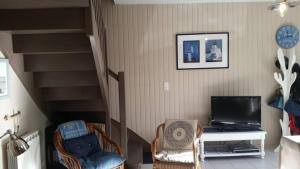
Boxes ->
[176,32,229,69]
[0,59,9,97]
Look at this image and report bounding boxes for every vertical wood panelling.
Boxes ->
[102,1,300,146]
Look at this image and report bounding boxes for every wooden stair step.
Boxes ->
[0,8,89,31]
[24,53,96,72]
[34,71,99,88]
[41,87,101,101]
[46,100,105,112]
[50,111,106,124]
[13,33,91,54]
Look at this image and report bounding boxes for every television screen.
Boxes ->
[211,96,261,125]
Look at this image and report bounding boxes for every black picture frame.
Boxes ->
[176,32,229,70]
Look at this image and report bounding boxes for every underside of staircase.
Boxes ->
[0,6,151,168]
[0,8,106,123]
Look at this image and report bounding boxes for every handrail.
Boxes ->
[90,0,128,158]
[89,0,111,138]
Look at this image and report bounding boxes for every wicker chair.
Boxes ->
[152,123,203,169]
[54,123,125,169]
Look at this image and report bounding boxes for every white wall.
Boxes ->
[0,66,49,169]
[102,1,300,147]
[0,32,49,169]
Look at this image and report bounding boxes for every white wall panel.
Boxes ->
[102,0,300,147]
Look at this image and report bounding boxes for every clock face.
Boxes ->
[276,25,299,49]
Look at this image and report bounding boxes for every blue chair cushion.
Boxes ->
[58,120,88,140]
[63,133,102,158]
[79,151,126,169]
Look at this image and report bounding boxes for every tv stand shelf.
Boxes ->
[199,128,267,161]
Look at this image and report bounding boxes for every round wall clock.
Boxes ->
[276,25,299,49]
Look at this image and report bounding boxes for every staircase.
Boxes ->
[0,5,151,169]
[0,8,107,123]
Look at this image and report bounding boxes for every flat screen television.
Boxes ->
[211,96,261,127]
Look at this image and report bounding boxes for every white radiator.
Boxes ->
[7,131,41,169]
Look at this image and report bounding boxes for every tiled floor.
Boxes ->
[141,150,279,169]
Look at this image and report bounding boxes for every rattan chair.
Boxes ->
[54,123,124,169]
[152,123,203,169]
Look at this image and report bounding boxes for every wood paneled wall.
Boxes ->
[101,0,300,147]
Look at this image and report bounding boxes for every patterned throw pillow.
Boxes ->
[163,120,198,150]
[58,120,88,140]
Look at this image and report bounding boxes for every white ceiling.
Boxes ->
[114,0,276,5]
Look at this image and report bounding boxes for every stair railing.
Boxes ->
[89,0,111,138]
[89,0,128,157]
[108,69,128,158]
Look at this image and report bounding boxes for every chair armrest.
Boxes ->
[193,126,202,169]
[151,137,159,162]
[53,132,81,169]
[152,123,165,163]
[194,138,200,147]
[192,138,201,169]
[104,137,124,155]
[86,124,123,155]
[194,124,203,163]
[57,147,81,169]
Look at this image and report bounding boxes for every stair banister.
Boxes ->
[89,0,111,138]
[108,69,128,158]
[90,0,128,157]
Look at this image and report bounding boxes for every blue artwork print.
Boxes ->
[206,39,223,62]
[183,40,200,63]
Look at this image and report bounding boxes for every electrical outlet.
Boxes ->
[164,82,170,91]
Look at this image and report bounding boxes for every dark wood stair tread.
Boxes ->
[41,87,101,101]
[50,111,106,124]
[0,8,88,31]
[24,53,96,72]
[46,100,105,112]
[34,71,99,88]
[13,33,91,54]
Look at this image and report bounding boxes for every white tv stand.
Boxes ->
[199,129,267,161]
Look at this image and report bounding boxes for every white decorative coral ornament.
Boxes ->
[274,48,297,150]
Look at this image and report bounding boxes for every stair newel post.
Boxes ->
[273,48,297,151]
[118,72,128,158]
